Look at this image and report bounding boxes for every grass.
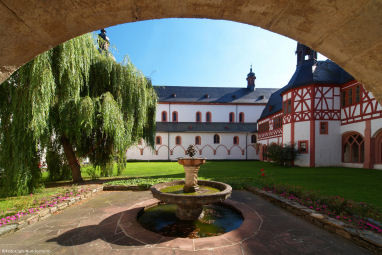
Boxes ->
[14,161,382,216]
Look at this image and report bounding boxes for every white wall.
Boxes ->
[126,132,259,161]
[294,121,310,167]
[315,120,341,166]
[283,123,291,145]
[371,118,382,136]
[340,121,365,136]
[156,103,265,123]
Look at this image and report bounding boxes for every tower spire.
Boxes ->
[295,42,317,66]
[246,65,256,91]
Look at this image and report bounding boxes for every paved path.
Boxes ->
[0,190,370,254]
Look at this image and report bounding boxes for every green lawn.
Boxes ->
[39,160,382,210]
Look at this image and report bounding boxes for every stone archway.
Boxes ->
[0,1,381,101]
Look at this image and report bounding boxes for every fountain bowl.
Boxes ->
[150,180,232,220]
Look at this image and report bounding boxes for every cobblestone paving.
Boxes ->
[0,190,370,254]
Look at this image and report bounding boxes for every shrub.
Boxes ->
[86,166,99,180]
[266,143,298,166]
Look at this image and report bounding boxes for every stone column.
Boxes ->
[183,166,200,193]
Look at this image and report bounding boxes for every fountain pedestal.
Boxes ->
[176,205,204,220]
[178,158,206,193]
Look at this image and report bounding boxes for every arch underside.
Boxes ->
[0,0,381,102]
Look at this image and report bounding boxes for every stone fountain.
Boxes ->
[150,145,232,220]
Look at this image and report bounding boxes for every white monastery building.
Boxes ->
[257,44,382,169]
[126,67,276,160]
[127,43,382,169]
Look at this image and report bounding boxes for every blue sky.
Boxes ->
[99,18,326,89]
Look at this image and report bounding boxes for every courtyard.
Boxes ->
[0,189,370,254]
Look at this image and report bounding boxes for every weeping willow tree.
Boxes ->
[0,34,157,196]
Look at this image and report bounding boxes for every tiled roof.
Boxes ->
[156,122,257,133]
[259,59,354,120]
[154,86,277,104]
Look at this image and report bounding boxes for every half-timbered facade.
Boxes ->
[126,69,277,160]
[257,43,382,169]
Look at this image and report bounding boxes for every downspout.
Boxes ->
[246,132,248,160]
[168,103,171,161]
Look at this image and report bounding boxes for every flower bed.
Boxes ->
[260,184,382,234]
[0,186,101,230]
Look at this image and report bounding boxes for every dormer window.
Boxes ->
[257,95,264,101]
[205,94,210,98]
[172,93,176,98]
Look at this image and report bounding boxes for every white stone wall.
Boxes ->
[156,103,265,123]
[371,118,382,137]
[294,121,310,167]
[340,121,365,136]
[126,132,259,161]
[315,120,341,167]
[282,123,291,145]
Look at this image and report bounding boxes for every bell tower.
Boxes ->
[296,43,317,66]
[246,65,256,91]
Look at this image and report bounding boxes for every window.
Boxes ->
[355,86,360,103]
[298,141,308,153]
[348,89,353,105]
[229,112,235,123]
[172,111,178,122]
[206,112,212,123]
[196,112,202,122]
[273,116,282,129]
[161,111,167,122]
[287,100,292,113]
[341,91,346,107]
[283,100,292,114]
[343,133,364,163]
[175,136,182,145]
[195,136,201,145]
[251,135,257,143]
[258,122,269,133]
[320,122,328,134]
[239,112,244,123]
[342,85,362,107]
[213,134,220,144]
[233,136,239,145]
[155,136,162,145]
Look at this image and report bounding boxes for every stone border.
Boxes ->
[0,186,103,237]
[117,198,263,251]
[246,186,382,254]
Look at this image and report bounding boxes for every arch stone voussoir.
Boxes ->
[0,0,381,102]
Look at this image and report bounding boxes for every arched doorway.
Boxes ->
[342,132,364,164]
[374,130,382,164]
[0,1,381,102]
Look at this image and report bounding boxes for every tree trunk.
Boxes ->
[61,136,83,182]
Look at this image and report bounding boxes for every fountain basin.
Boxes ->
[150,180,232,220]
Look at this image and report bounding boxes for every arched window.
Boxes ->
[233,136,239,145]
[196,111,202,122]
[161,111,167,122]
[342,133,364,163]
[206,112,212,123]
[155,136,162,145]
[175,136,182,145]
[239,112,244,123]
[229,112,235,123]
[195,136,201,145]
[213,134,220,144]
[172,111,178,122]
[251,135,257,143]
